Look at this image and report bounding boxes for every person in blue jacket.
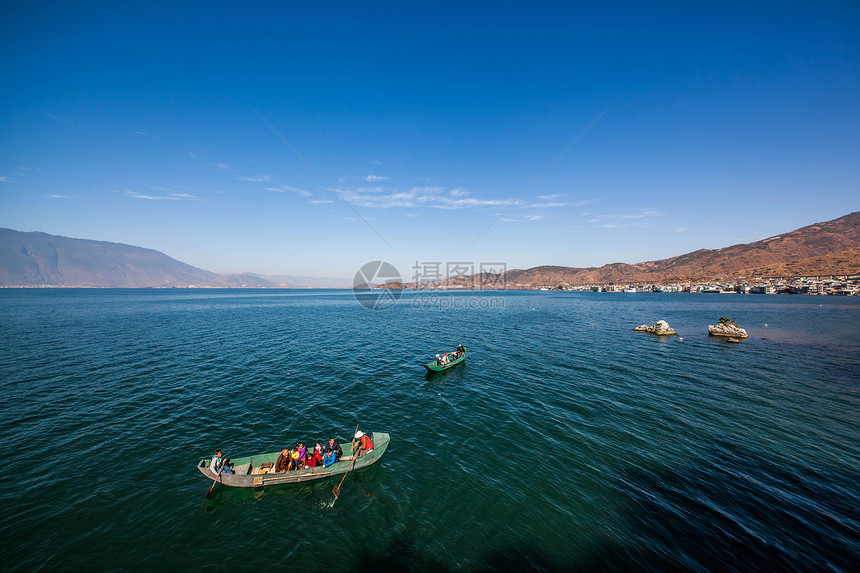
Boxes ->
[322,448,338,467]
[210,449,233,474]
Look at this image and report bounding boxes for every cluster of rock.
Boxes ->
[633,320,677,335]
[708,322,749,338]
[633,318,750,342]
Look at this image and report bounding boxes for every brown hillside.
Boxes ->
[382,212,860,289]
[489,211,860,287]
[748,246,860,278]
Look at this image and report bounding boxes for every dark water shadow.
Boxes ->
[203,463,388,507]
[348,439,860,572]
[598,439,860,572]
[350,532,451,573]
[424,362,467,383]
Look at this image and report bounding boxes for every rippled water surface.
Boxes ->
[1,289,858,571]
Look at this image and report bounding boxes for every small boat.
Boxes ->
[197,432,389,488]
[424,347,466,372]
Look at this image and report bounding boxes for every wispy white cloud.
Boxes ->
[296,178,542,213]
[135,131,156,139]
[525,202,567,208]
[12,167,32,177]
[310,199,334,205]
[239,174,273,182]
[422,195,513,210]
[521,198,591,209]
[44,111,70,122]
[340,186,514,210]
[46,194,69,199]
[341,187,511,209]
[266,185,312,197]
[188,152,232,171]
[122,189,160,200]
[121,189,199,201]
[345,190,416,208]
[619,209,662,220]
[589,209,663,229]
[0,176,12,182]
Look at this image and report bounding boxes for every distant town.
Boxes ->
[517,275,860,295]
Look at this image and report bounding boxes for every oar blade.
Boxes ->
[332,486,340,498]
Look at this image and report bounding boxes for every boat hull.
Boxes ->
[197,432,389,488]
[424,349,466,372]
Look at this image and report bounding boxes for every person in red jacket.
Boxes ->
[352,430,373,458]
[306,443,324,468]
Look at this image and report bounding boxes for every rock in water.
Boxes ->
[634,320,677,335]
[708,321,749,338]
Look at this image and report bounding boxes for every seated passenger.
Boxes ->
[275,448,290,472]
[322,448,338,467]
[310,443,324,467]
[210,449,234,474]
[288,447,301,471]
[325,436,344,459]
[295,442,308,469]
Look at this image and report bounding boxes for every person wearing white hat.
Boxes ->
[352,430,374,458]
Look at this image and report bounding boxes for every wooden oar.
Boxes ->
[332,447,361,498]
[205,464,225,498]
[332,423,360,498]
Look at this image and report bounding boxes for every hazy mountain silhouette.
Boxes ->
[2,211,858,288]
[0,229,348,287]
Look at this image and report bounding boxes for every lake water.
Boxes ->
[1,289,858,571]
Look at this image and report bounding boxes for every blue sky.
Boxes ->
[2,1,858,278]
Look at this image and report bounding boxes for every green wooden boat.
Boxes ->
[197,432,389,488]
[424,347,466,372]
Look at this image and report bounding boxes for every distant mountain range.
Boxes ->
[1,211,858,288]
[404,211,860,288]
[0,229,349,288]
[504,210,860,286]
